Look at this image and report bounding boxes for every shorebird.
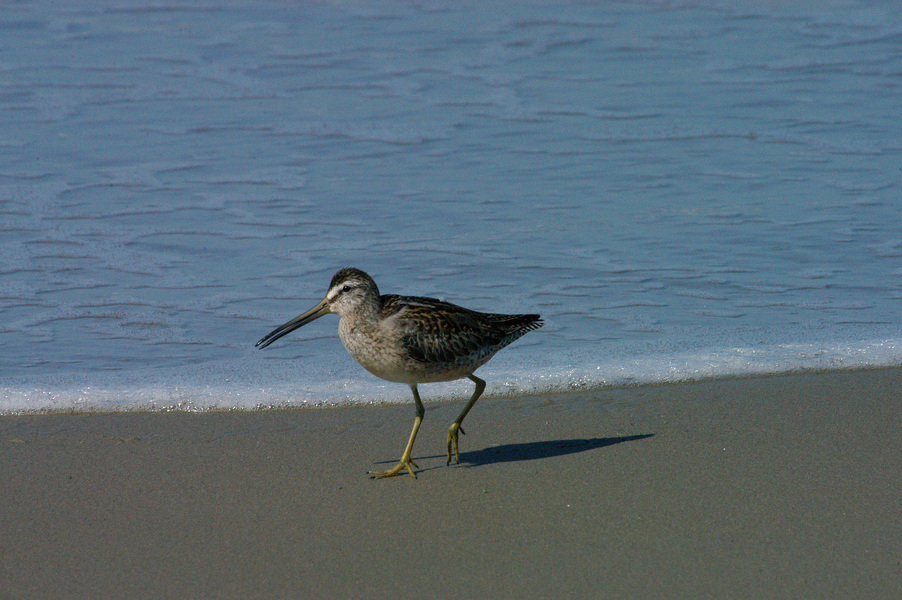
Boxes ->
[255,267,543,478]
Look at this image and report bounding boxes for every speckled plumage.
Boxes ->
[256,267,543,478]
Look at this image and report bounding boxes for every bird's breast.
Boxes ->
[337,318,411,383]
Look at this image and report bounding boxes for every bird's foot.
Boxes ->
[446,423,466,465]
[368,458,419,479]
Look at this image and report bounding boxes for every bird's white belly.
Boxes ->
[338,323,484,385]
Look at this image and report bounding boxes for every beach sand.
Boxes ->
[1,368,900,599]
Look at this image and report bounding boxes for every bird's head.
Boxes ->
[323,267,380,318]
[255,267,380,349]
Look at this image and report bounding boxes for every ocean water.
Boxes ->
[2,0,900,413]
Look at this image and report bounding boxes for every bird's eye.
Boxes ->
[341,285,352,293]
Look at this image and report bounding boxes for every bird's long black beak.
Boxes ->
[255,298,331,349]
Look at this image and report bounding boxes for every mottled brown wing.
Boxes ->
[383,295,542,366]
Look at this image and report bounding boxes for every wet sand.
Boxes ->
[1,368,900,599]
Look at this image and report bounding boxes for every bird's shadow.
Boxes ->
[458,433,654,467]
[371,434,654,472]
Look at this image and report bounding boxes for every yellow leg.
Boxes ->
[369,385,425,479]
[447,374,486,465]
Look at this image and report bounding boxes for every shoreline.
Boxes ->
[3,363,900,416]
[2,367,900,598]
